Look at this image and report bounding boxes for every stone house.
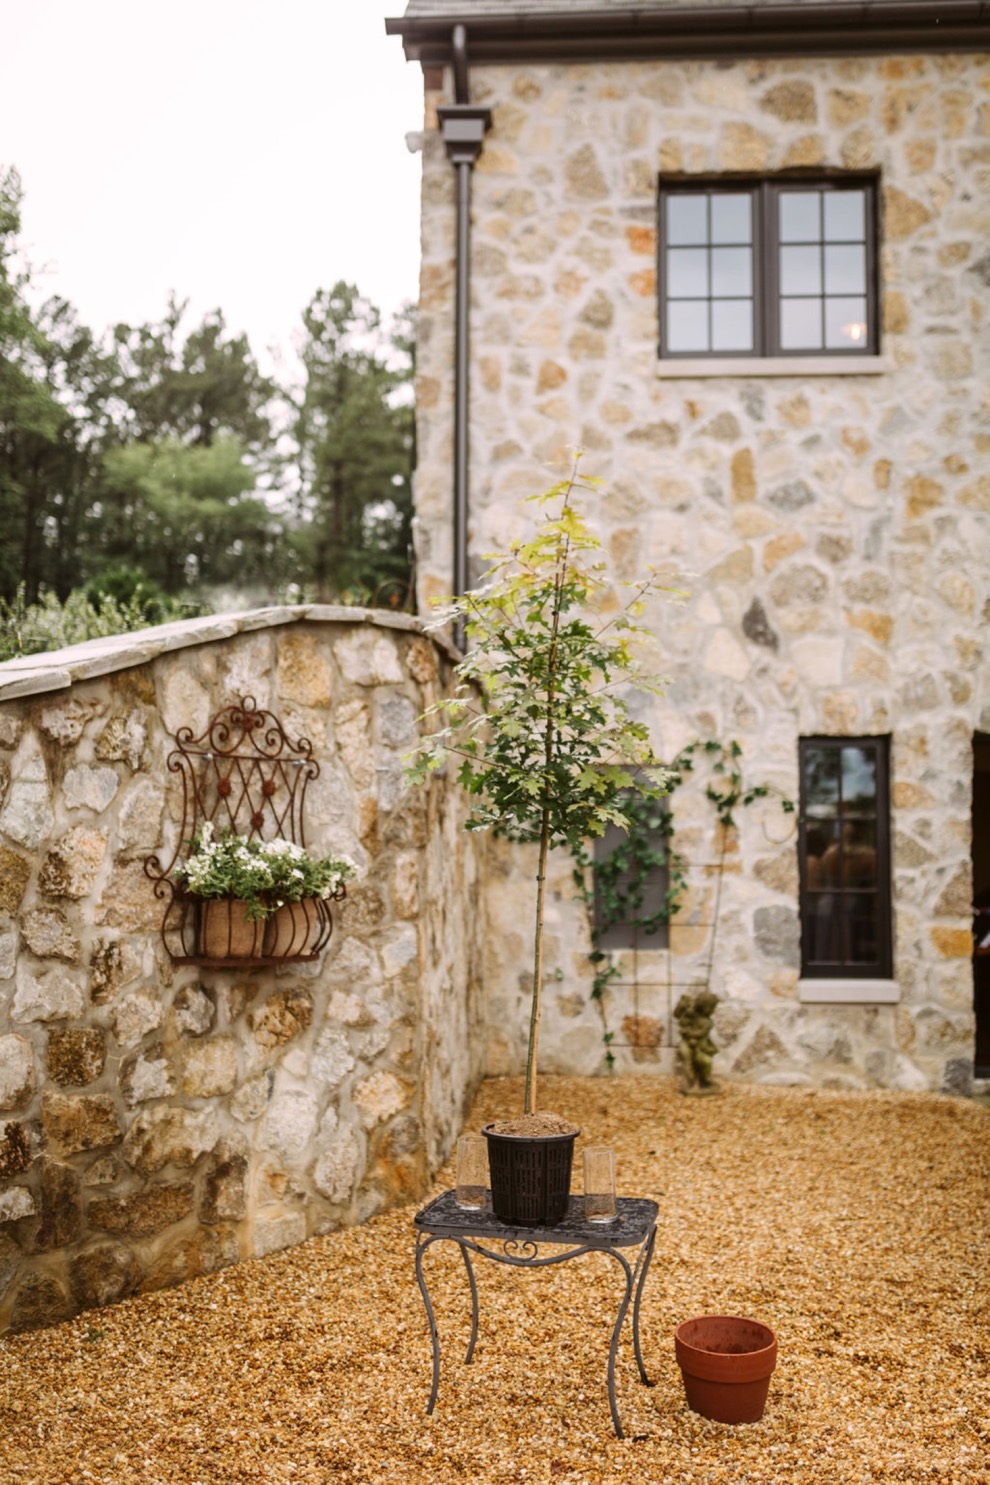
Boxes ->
[387,0,990,1093]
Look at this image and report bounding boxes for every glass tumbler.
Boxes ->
[583,1146,617,1223]
[455,1133,488,1209]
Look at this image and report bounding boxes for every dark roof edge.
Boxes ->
[385,3,990,64]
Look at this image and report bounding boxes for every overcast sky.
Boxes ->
[1,0,423,375]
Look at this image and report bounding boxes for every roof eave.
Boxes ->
[385,2,990,65]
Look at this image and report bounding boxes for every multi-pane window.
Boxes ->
[798,737,892,978]
[659,178,877,358]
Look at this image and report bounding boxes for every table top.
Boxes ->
[414,1191,658,1247]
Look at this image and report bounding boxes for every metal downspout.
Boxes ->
[437,27,491,624]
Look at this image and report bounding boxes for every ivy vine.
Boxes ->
[572,739,795,1068]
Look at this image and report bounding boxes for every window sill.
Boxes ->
[798,978,900,1005]
[656,355,890,379]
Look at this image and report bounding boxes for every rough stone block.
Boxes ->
[0,846,31,914]
[0,1036,37,1111]
[119,1044,174,1106]
[89,1182,194,1237]
[753,906,801,967]
[352,1072,410,1130]
[38,827,108,899]
[0,1121,32,1179]
[34,1157,82,1250]
[113,990,163,1047]
[0,750,53,849]
[8,1271,72,1332]
[181,1037,238,1099]
[123,1106,219,1175]
[12,964,86,1023]
[0,1186,36,1222]
[42,1093,121,1158]
[250,989,313,1050]
[201,1152,248,1224]
[172,984,216,1036]
[46,1028,106,1088]
[94,709,147,770]
[70,1241,142,1309]
[313,1127,362,1205]
[63,764,120,814]
[21,908,81,964]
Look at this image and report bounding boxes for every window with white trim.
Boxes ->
[658,177,879,359]
[798,736,892,979]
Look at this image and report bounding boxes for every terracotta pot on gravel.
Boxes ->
[674,1315,777,1424]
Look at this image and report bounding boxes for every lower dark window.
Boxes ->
[799,737,892,978]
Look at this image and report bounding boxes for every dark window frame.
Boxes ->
[798,735,893,979]
[658,174,880,360]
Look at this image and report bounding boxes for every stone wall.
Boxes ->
[412,50,990,1091]
[0,609,485,1333]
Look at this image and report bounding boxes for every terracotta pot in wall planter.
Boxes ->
[264,898,321,957]
[674,1315,777,1424]
[198,899,265,960]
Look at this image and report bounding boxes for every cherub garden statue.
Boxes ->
[674,989,721,1095]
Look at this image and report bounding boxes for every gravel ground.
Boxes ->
[1,1076,988,1485]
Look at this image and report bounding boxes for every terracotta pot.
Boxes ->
[198,899,265,959]
[265,898,321,957]
[674,1315,777,1424]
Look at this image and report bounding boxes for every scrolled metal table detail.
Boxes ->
[413,1191,658,1439]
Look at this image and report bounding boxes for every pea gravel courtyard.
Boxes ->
[1,1076,987,1485]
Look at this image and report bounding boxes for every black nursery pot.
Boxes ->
[482,1125,579,1227]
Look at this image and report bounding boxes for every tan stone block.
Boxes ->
[95,709,147,771]
[959,475,990,511]
[475,144,518,176]
[335,700,374,789]
[734,506,776,539]
[479,355,501,393]
[657,139,683,173]
[567,327,607,360]
[760,532,802,573]
[708,547,754,583]
[905,138,937,172]
[846,609,893,645]
[850,644,889,683]
[0,1118,32,1178]
[882,290,910,335]
[96,861,159,932]
[937,572,976,616]
[535,359,567,394]
[930,926,973,959]
[827,88,870,127]
[874,458,893,491]
[778,392,813,428]
[938,241,971,269]
[416,375,440,409]
[943,452,968,475]
[730,447,756,502]
[182,1037,239,1098]
[629,268,656,297]
[934,342,972,380]
[625,225,656,256]
[884,185,932,240]
[905,475,943,519]
[892,780,934,809]
[760,80,817,122]
[783,135,826,167]
[276,632,332,708]
[42,1092,121,1157]
[565,143,607,199]
[0,846,31,914]
[718,122,771,171]
[553,268,585,299]
[841,125,877,169]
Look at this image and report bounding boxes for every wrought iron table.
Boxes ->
[413,1191,658,1438]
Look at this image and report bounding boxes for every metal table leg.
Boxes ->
[414,1233,443,1415]
[632,1226,657,1386]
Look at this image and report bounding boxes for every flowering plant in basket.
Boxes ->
[174,822,355,920]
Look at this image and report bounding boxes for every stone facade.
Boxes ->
[412,50,990,1091]
[0,610,485,1333]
